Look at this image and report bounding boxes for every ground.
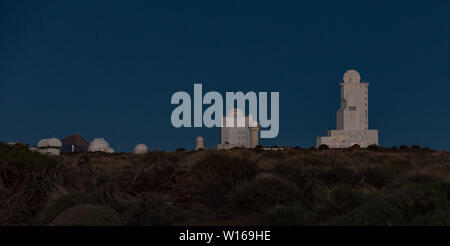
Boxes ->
[0,143,449,226]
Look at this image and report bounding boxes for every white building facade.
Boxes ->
[36,138,62,156]
[88,138,115,153]
[317,70,378,148]
[217,109,259,149]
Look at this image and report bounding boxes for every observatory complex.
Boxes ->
[316,70,378,148]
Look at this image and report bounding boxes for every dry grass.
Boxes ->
[1,142,449,225]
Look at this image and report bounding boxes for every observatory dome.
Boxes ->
[88,138,112,152]
[133,144,148,154]
[62,134,89,153]
[343,70,361,84]
[37,138,62,148]
[227,108,244,117]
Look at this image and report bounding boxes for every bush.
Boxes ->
[266,204,315,226]
[50,204,122,226]
[318,144,329,150]
[328,183,450,226]
[256,151,285,171]
[189,153,257,207]
[411,145,421,150]
[0,142,59,171]
[367,144,379,150]
[399,145,409,151]
[316,167,361,187]
[231,173,300,212]
[360,167,395,188]
[42,193,97,224]
[122,193,180,226]
[348,144,360,150]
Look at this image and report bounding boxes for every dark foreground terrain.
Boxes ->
[0,143,449,226]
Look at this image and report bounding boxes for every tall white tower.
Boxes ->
[337,70,369,131]
[195,136,205,150]
[317,70,378,148]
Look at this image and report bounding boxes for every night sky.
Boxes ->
[1,0,449,151]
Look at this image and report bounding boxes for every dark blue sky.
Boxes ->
[1,0,449,151]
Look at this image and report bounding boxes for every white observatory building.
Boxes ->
[36,138,62,156]
[217,108,260,149]
[88,138,115,153]
[316,70,378,148]
[195,136,205,150]
[133,143,148,154]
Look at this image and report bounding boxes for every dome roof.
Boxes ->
[37,138,62,148]
[62,134,89,152]
[343,70,361,84]
[227,108,244,117]
[133,144,148,154]
[88,138,112,152]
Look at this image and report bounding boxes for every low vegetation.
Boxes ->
[0,142,449,226]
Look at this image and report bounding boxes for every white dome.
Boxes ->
[88,138,111,152]
[37,138,62,148]
[343,70,361,84]
[133,144,148,154]
[227,108,244,117]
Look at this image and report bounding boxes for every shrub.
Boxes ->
[328,183,450,226]
[122,193,180,226]
[318,144,329,150]
[348,144,360,150]
[0,142,59,171]
[189,153,257,207]
[360,167,395,188]
[367,144,379,150]
[411,145,421,150]
[42,193,97,224]
[231,173,300,212]
[399,145,409,151]
[266,204,316,226]
[50,204,122,226]
[256,151,285,171]
[316,167,361,187]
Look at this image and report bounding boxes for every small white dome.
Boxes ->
[37,138,62,148]
[133,144,148,154]
[343,70,361,84]
[88,138,111,152]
